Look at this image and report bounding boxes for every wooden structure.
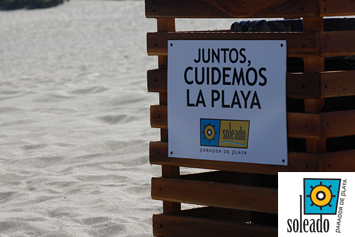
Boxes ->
[146,0,355,236]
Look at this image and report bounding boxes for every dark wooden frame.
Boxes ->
[146,1,355,236]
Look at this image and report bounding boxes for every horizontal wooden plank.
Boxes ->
[151,177,278,213]
[148,31,355,58]
[321,71,355,98]
[180,206,251,223]
[150,141,322,174]
[181,171,249,185]
[323,110,355,138]
[153,213,277,237]
[150,105,167,129]
[147,31,316,57]
[147,69,321,99]
[151,106,322,138]
[286,72,321,99]
[320,0,355,16]
[147,69,167,93]
[147,69,166,93]
[146,0,316,19]
[321,31,355,57]
[324,149,355,172]
[287,112,321,138]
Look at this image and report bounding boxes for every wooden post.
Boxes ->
[156,18,181,214]
[303,17,326,159]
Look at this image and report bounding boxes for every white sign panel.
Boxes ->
[168,40,287,165]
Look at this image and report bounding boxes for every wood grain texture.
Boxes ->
[149,141,322,174]
[320,0,355,16]
[145,0,316,18]
[287,112,322,138]
[153,213,277,237]
[321,71,355,98]
[180,206,251,223]
[147,31,316,57]
[303,16,326,154]
[323,110,355,138]
[151,177,278,213]
[157,17,181,216]
[147,69,167,93]
[286,72,321,99]
[321,31,355,57]
[324,150,355,172]
[150,105,167,129]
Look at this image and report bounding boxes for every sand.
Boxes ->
[0,1,234,236]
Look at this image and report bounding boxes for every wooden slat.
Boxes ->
[181,171,249,185]
[151,177,278,213]
[180,206,251,223]
[286,72,321,99]
[150,141,322,174]
[323,110,355,138]
[324,149,355,172]
[145,0,316,19]
[157,17,182,216]
[153,213,277,237]
[303,16,326,154]
[321,31,355,57]
[151,105,322,138]
[321,71,355,98]
[147,31,316,57]
[150,105,167,129]
[320,0,355,16]
[148,69,321,99]
[147,69,167,93]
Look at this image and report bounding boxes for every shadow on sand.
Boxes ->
[0,0,69,10]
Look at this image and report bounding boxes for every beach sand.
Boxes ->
[0,1,233,236]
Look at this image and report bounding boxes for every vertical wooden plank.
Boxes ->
[157,18,174,108]
[157,18,175,138]
[303,17,326,164]
[156,18,181,215]
[157,18,176,33]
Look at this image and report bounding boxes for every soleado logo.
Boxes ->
[279,173,352,236]
[304,179,341,215]
[282,177,342,235]
[200,119,249,148]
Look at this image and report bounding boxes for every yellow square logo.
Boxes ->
[218,120,249,148]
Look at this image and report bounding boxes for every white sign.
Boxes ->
[168,40,287,165]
